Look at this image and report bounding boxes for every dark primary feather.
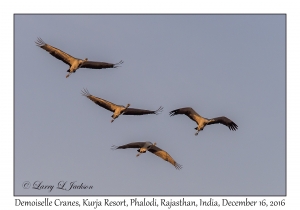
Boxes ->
[123,106,163,115]
[170,107,238,132]
[111,142,146,150]
[80,60,123,69]
[169,107,199,117]
[169,107,201,123]
[112,142,182,170]
[207,116,238,131]
[148,145,182,170]
[81,88,118,112]
[36,37,123,71]
[35,37,76,66]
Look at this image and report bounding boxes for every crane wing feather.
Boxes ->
[207,116,238,131]
[81,88,119,112]
[111,142,146,150]
[80,60,123,69]
[148,145,182,170]
[169,107,199,116]
[35,37,76,66]
[169,107,201,123]
[123,106,163,115]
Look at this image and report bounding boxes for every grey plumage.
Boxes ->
[169,107,238,135]
[81,88,163,122]
[112,141,182,170]
[35,37,123,78]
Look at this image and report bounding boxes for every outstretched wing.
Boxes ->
[111,142,146,150]
[169,107,200,123]
[207,116,238,131]
[81,88,119,112]
[35,37,76,66]
[169,107,200,116]
[148,145,182,170]
[80,60,123,69]
[123,106,163,115]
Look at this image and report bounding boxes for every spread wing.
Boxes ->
[80,60,123,69]
[35,37,77,66]
[207,116,238,131]
[169,107,199,116]
[111,142,146,150]
[81,88,119,112]
[148,145,182,170]
[123,106,163,115]
[169,107,200,123]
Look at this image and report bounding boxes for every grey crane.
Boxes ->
[169,107,238,136]
[112,141,182,170]
[35,37,123,78]
[81,89,163,123]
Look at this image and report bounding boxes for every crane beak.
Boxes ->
[111,119,114,123]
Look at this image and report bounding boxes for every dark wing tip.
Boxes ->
[154,106,164,115]
[111,145,119,150]
[175,163,183,170]
[211,117,238,131]
[35,37,45,47]
[113,60,124,68]
[81,88,91,97]
[228,122,238,131]
[169,109,179,117]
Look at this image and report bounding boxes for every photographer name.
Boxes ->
[31,181,93,192]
